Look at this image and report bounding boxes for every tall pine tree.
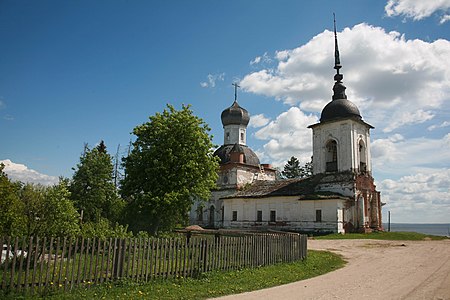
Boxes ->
[282,156,302,178]
[70,141,125,224]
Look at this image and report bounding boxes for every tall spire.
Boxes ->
[332,13,347,100]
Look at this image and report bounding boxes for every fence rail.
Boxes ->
[1,233,307,294]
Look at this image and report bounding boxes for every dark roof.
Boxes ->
[221,101,250,126]
[223,175,348,200]
[214,144,260,166]
[320,98,361,122]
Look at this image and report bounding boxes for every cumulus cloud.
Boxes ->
[385,0,450,23]
[240,23,450,142]
[0,159,59,186]
[371,133,450,176]
[253,107,317,166]
[383,109,434,132]
[249,114,270,128]
[379,168,450,223]
[200,73,225,88]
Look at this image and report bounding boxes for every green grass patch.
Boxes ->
[315,231,448,241]
[6,250,345,300]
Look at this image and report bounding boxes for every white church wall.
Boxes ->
[223,196,345,233]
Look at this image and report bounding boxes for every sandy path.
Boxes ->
[214,239,450,300]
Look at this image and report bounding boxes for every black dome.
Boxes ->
[214,144,260,166]
[320,98,361,122]
[221,101,250,126]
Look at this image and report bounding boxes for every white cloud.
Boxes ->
[250,52,272,66]
[253,107,317,166]
[385,0,450,22]
[440,14,450,23]
[428,120,450,131]
[0,159,59,186]
[241,23,450,133]
[371,133,450,176]
[379,168,450,223]
[383,109,434,132]
[200,73,225,88]
[249,114,270,128]
[250,56,261,65]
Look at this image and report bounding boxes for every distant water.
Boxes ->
[382,223,450,237]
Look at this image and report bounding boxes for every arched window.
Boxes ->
[359,140,367,172]
[326,140,338,172]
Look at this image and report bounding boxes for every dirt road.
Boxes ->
[214,239,450,300]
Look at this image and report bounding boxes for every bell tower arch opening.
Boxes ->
[358,140,367,172]
[325,139,338,172]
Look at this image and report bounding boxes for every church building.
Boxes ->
[189,22,383,233]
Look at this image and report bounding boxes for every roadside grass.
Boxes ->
[4,250,345,300]
[315,231,448,241]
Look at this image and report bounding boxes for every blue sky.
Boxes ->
[1,0,449,223]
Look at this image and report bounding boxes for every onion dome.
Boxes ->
[320,15,362,123]
[221,101,250,126]
[320,99,361,122]
[213,143,260,166]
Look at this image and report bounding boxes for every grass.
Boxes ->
[4,250,345,300]
[314,231,448,241]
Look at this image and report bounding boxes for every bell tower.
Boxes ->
[309,16,373,175]
[308,15,383,232]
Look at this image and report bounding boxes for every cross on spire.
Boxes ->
[232,82,240,102]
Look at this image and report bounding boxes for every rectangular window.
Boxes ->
[232,211,238,221]
[270,210,276,222]
[240,132,244,141]
[257,210,262,222]
[316,209,322,222]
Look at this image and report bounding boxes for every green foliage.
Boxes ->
[315,231,447,241]
[0,164,25,236]
[70,141,125,224]
[0,165,80,237]
[38,250,344,300]
[80,218,132,239]
[282,156,302,178]
[281,156,313,179]
[41,179,80,237]
[300,160,313,178]
[20,180,80,237]
[121,104,219,235]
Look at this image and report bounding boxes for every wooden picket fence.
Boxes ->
[1,232,307,294]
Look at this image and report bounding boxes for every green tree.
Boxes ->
[0,164,25,236]
[282,156,302,179]
[19,181,80,237]
[41,179,80,237]
[121,104,219,235]
[70,141,125,224]
[20,183,46,236]
[300,159,313,178]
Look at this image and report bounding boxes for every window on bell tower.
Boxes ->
[325,140,338,172]
[359,140,367,172]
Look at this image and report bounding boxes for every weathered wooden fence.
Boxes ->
[1,233,307,294]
